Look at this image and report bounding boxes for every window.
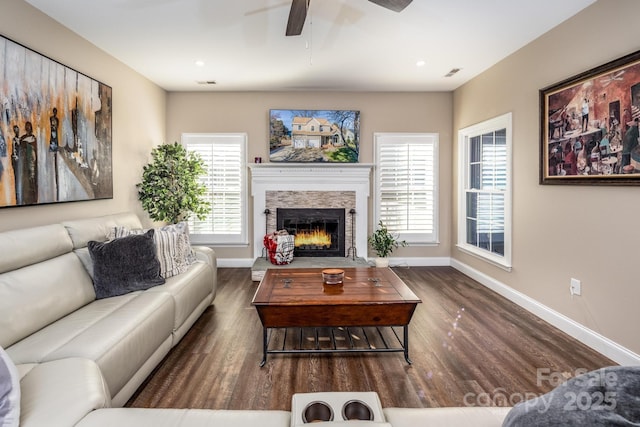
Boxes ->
[457,113,512,269]
[373,133,439,245]
[182,133,248,246]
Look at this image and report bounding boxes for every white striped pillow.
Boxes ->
[159,222,197,265]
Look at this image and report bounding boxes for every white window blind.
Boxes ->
[457,113,512,269]
[182,133,248,245]
[374,133,439,244]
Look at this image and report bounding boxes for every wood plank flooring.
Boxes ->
[126,266,615,411]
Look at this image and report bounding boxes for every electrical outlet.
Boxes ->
[570,278,581,296]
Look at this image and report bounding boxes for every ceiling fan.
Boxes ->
[286,0,413,36]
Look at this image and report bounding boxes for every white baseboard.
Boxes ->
[389,256,452,267]
[217,258,254,268]
[451,259,640,366]
[217,256,451,269]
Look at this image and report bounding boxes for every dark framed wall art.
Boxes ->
[540,49,640,185]
[269,109,360,163]
[0,34,113,207]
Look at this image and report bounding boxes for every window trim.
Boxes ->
[181,132,249,246]
[373,132,439,246]
[457,113,512,270]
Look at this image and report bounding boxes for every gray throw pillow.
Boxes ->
[503,366,640,426]
[0,346,20,427]
[112,226,191,278]
[88,229,165,299]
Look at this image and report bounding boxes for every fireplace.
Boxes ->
[249,163,372,260]
[277,208,345,257]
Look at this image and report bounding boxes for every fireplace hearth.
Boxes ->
[277,208,345,257]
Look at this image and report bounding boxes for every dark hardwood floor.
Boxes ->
[126,266,615,411]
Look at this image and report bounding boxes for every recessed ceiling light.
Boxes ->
[416,60,426,67]
[195,60,205,67]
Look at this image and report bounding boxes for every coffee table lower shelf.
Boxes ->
[260,325,411,366]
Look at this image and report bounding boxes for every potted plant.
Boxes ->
[367,221,407,268]
[137,142,210,224]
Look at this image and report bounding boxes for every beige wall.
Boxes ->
[167,91,453,260]
[0,0,166,231]
[6,0,635,358]
[453,0,640,355]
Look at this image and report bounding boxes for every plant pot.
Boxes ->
[374,257,389,268]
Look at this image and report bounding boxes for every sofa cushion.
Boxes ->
[76,408,292,427]
[17,358,110,427]
[0,252,95,349]
[147,261,215,337]
[62,212,143,250]
[89,230,165,299]
[7,292,175,399]
[0,346,20,427]
[0,224,73,274]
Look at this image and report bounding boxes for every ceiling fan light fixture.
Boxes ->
[286,0,309,36]
[368,0,413,13]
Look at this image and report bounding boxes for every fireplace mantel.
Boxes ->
[249,163,373,260]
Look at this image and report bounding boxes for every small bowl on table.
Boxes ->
[322,268,345,286]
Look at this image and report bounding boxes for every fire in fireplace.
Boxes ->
[277,208,345,257]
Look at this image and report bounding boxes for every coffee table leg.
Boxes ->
[404,325,412,364]
[259,327,267,367]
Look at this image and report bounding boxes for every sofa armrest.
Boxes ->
[192,245,216,267]
[193,246,217,298]
[18,358,111,427]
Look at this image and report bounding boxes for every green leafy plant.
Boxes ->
[137,142,210,224]
[368,221,408,258]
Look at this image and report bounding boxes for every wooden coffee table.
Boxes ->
[252,267,421,366]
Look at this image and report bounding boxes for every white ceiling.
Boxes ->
[25,0,596,92]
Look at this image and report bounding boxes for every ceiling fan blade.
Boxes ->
[368,0,412,12]
[286,0,309,36]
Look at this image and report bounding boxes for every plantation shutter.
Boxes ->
[457,112,511,269]
[182,133,247,245]
[466,129,507,256]
[374,133,439,244]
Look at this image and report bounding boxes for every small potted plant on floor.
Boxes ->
[368,221,407,268]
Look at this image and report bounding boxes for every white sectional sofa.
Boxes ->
[0,212,514,426]
[0,212,219,425]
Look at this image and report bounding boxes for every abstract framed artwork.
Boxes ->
[540,49,640,185]
[0,34,112,207]
[269,109,360,163]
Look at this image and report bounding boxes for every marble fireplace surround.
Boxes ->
[249,164,373,260]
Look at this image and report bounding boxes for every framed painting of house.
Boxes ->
[0,34,113,208]
[540,48,640,185]
[269,109,360,163]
